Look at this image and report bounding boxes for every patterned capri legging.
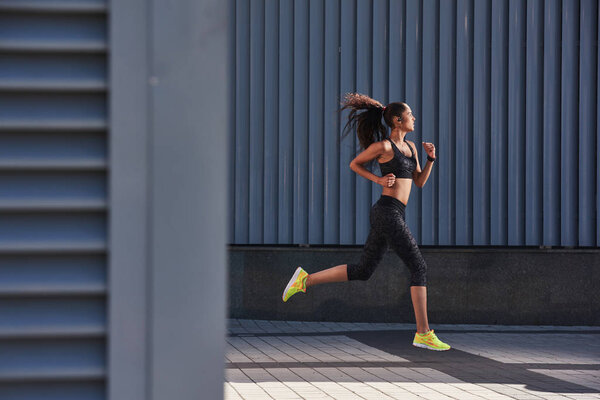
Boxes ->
[347,195,427,286]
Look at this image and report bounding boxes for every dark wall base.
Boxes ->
[228,246,600,326]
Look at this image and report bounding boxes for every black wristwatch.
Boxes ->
[427,155,436,162]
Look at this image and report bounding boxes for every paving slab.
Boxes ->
[225,319,600,400]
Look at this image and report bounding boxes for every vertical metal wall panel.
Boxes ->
[525,0,544,245]
[387,0,405,246]
[455,0,473,245]
[372,0,387,207]
[308,0,325,243]
[293,0,309,243]
[0,1,107,398]
[508,0,526,245]
[229,0,237,245]
[339,0,357,245]
[278,0,294,243]
[438,0,456,245]
[388,0,405,100]
[579,0,597,246]
[231,0,599,248]
[543,0,562,246]
[355,0,372,243]
[490,0,508,245]
[249,0,265,243]
[421,0,439,245]
[405,0,422,240]
[385,0,405,241]
[598,0,600,248]
[473,0,491,245]
[561,0,579,246]
[324,0,341,244]
[235,0,250,243]
[264,0,279,244]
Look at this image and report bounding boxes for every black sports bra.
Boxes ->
[378,138,417,179]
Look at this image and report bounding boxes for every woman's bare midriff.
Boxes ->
[381,177,412,206]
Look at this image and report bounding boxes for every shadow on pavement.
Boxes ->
[347,330,600,395]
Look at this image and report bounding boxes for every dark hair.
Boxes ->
[340,93,408,149]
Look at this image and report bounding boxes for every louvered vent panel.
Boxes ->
[0,1,107,398]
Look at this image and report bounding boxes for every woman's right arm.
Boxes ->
[349,141,396,187]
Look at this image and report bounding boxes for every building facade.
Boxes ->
[230,0,600,248]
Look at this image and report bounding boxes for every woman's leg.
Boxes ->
[306,265,348,288]
[410,286,430,334]
[282,208,386,302]
[387,218,431,333]
[307,214,388,288]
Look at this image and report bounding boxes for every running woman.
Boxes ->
[282,93,450,351]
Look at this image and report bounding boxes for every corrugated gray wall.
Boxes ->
[230,0,600,247]
[0,1,107,398]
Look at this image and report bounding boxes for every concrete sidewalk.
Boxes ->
[225,319,600,400]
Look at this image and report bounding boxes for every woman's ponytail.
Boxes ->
[340,93,387,150]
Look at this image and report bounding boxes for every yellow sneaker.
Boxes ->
[412,329,451,351]
[282,267,308,302]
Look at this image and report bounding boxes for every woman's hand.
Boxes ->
[422,142,436,160]
[378,173,396,187]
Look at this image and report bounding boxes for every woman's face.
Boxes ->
[394,106,416,132]
[393,104,416,132]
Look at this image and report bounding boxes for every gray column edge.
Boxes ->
[108,0,150,398]
[148,0,229,398]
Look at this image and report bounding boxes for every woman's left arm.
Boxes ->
[410,141,436,188]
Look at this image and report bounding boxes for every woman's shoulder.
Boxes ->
[373,139,393,163]
[367,138,391,150]
[365,139,392,160]
[374,139,393,154]
[376,138,392,147]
